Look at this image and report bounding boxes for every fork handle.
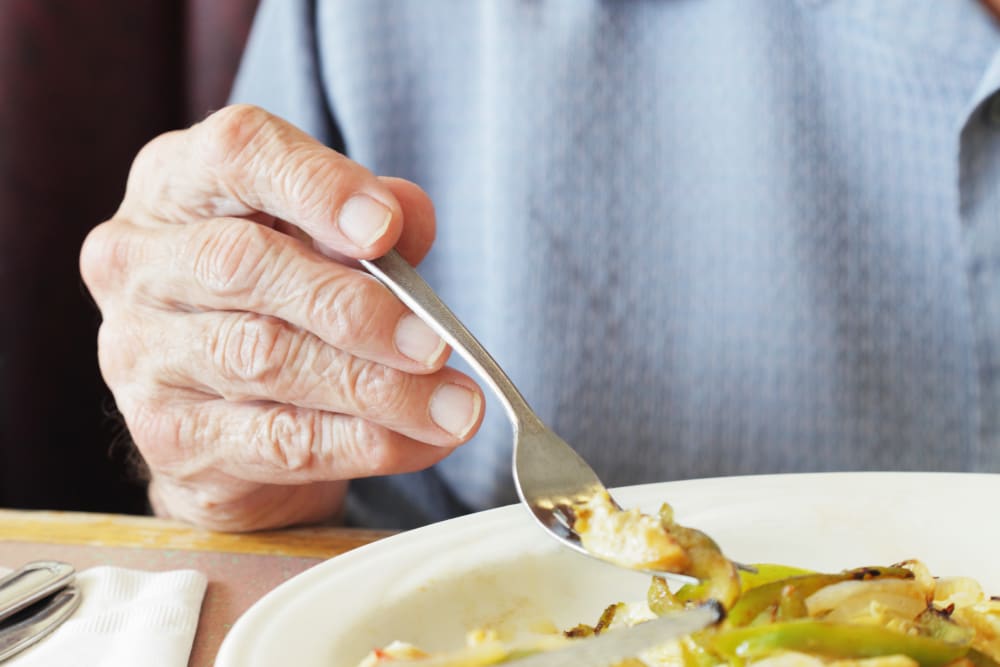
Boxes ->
[361,250,540,432]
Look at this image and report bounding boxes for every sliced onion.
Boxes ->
[934,577,986,608]
[806,579,926,621]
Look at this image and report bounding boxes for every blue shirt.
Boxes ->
[233,0,1000,528]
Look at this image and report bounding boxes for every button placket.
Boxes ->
[959,92,1000,470]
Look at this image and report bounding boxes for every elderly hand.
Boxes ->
[80,105,484,531]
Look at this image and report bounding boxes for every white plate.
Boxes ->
[216,472,1000,667]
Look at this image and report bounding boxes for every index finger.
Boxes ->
[122,104,403,260]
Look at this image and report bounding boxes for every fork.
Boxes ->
[362,250,699,585]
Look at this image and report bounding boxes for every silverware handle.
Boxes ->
[0,585,82,662]
[361,250,538,430]
[0,561,75,624]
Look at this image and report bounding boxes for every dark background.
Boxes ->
[0,0,259,514]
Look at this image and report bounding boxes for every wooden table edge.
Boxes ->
[0,509,393,558]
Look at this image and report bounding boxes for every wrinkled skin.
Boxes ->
[81,105,485,531]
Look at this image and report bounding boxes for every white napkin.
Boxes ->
[2,566,207,667]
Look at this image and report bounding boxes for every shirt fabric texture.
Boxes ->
[232,0,1000,529]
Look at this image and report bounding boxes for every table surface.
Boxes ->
[0,509,391,666]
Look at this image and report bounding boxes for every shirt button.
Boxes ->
[987,94,1000,126]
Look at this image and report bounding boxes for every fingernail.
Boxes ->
[430,384,481,439]
[338,194,392,248]
[395,313,446,366]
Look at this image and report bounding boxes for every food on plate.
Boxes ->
[357,559,1000,666]
[356,497,998,666]
[572,495,741,608]
[571,493,691,572]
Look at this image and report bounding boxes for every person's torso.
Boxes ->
[236,0,1000,527]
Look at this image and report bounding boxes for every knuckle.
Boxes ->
[125,131,182,193]
[212,314,294,388]
[190,221,273,296]
[276,148,352,218]
[338,420,396,476]
[96,319,135,384]
[131,131,175,171]
[79,220,134,295]
[199,104,276,169]
[316,274,391,346]
[258,406,317,472]
[122,398,182,469]
[126,399,219,477]
[340,357,411,417]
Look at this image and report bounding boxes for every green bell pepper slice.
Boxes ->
[738,563,814,590]
[709,620,969,667]
[724,565,914,627]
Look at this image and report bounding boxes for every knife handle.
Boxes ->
[0,562,75,624]
[0,585,81,662]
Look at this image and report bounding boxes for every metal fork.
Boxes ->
[362,250,699,585]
